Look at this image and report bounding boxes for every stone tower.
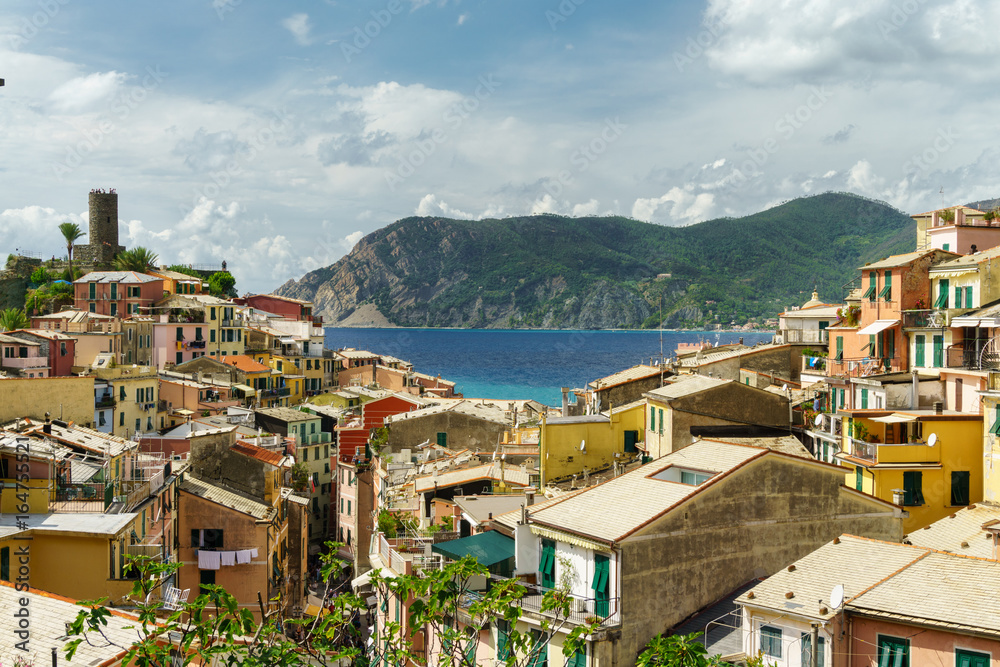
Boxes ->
[75,190,125,267]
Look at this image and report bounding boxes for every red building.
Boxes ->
[73,271,164,317]
[240,294,320,324]
[4,330,77,376]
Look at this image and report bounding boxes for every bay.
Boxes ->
[323,328,774,405]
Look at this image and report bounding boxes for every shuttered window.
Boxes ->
[876,635,908,667]
[956,649,989,667]
[540,540,555,589]
[592,554,610,617]
[903,471,924,506]
[933,335,944,367]
[915,335,925,367]
[934,279,950,308]
[835,336,843,362]
[878,272,892,300]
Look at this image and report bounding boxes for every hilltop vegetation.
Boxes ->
[275,192,915,329]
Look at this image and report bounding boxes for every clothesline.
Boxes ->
[197,548,258,570]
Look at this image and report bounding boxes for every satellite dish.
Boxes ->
[579,439,586,452]
[830,584,844,609]
[781,384,788,392]
[927,433,938,447]
[814,414,824,427]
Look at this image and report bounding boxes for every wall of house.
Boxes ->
[541,410,643,484]
[596,375,665,412]
[177,491,271,618]
[693,346,807,383]
[615,456,903,664]
[0,375,95,426]
[850,616,1000,667]
[927,226,1000,255]
[941,371,986,413]
[72,332,119,367]
[189,429,268,500]
[388,412,507,455]
[741,607,836,667]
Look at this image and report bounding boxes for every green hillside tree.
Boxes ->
[59,222,85,278]
[114,247,159,273]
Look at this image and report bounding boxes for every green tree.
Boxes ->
[291,461,309,492]
[636,632,726,667]
[208,271,236,297]
[58,222,85,278]
[30,266,52,285]
[0,308,29,331]
[167,264,204,278]
[114,247,159,273]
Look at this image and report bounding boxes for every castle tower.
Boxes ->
[75,190,125,268]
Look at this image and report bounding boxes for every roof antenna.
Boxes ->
[940,186,945,208]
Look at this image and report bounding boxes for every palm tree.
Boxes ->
[0,308,29,332]
[58,222,85,279]
[113,247,159,273]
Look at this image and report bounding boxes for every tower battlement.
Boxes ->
[74,189,125,267]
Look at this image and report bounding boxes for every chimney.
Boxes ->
[525,486,536,506]
[561,388,570,417]
[934,401,943,414]
[911,370,919,409]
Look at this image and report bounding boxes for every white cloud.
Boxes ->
[340,230,364,251]
[846,159,884,194]
[457,13,469,25]
[48,71,129,112]
[415,194,474,219]
[632,187,715,224]
[822,170,837,178]
[282,13,313,46]
[530,194,560,215]
[571,199,600,216]
[0,206,86,264]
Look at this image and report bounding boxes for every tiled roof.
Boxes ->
[338,348,381,359]
[676,343,792,368]
[35,422,134,457]
[386,401,509,426]
[0,333,40,345]
[738,535,925,621]
[645,375,731,400]
[179,475,274,520]
[588,364,662,390]
[222,354,270,373]
[414,462,531,493]
[851,550,1000,636]
[0,581,140,662]
[703,436,813,459]
[491,489,587,532]
[74,270,161,284]
[861,249,956,270]
[231,440,287,467]
[256,406,316,422]
[0,511,138,538]
[527,439,767,543]
[904,503,1000,559]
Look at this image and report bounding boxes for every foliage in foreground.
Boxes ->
[64,548,756,667]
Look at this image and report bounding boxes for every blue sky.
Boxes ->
[2,0,1000,293]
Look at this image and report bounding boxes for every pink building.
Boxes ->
[0,333,49,377]
[151,322,209,369]
[239,294,320,324]
[3,330,75,376]
[73,271,164,317]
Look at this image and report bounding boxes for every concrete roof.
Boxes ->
[256,406,316,422]
[33,309,116,322]
[904,502,1000,559]
[337,348,381,359]
[545,414,610,425]
[414,462,531,493]
[703,436,812,460]
[0,581,140,663]
[0,511,138,539]
[0,333,40,345]
[386,400,509,426]
[455,494,528,524]
[34,422,134,457]
[588,364,662,390]
[528,439,770,543]
[645,375,731,400]
[179,475,274,521]
[676,342,793,368]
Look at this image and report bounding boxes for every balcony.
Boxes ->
[946,343,1000,371]
[488,575,621,628]
[781,329,829,344]
[827,356,904,378]
[847,437,877,464]
[96,394,116,409]
[801,356,827,373]
[2,357,49,370]
[901,309,956,328]
[808,413,843,439]
[51,481,113,513]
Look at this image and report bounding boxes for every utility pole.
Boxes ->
[810,622,819,667]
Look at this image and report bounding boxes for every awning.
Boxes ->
[174,408,194,416]
[857,320,900,336]
[431,531,515,567]
[352,571,373,590]
[279,337,296,344]
[304,604,330,617]
[870,413,917,424]
[232,384,256,397]
[929,268,976,279]
[530,524,613,554]
[952,316,1000,328]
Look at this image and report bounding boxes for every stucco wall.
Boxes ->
[850,616,1000,667]
[0,375,95,426]
[387,412,507,453]
[613,456,902,665]
[597,375,665,412]
[189,430,269,499]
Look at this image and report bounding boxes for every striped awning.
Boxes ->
[858,320,900,336]
[530,524,614,553]
[871,413,917,424]
[929,268,977,279]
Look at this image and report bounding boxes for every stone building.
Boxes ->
[74,190,125,268]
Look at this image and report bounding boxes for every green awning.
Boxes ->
[431,531,515,567]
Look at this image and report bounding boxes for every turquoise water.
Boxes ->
[323,328,772,405]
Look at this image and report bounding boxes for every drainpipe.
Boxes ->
[810,622,819,667]
[911,370,919,409]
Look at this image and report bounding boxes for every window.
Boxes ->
[801,633,825,667]
[437,432,447,447]
[135,418,141,433]
[210,329,216,343]
[176,327,184,342]
[99,411,106,426]
[196,328,203,341]
[497,619,511,662]
[951,471,970,506]
[658,408,664,435]
[855,466,863,491]
[110,302,117,316]
[199,569,215,595]
[210,307,216,320]
[680,470,710,485]
[876,635,908,667]
[933,335,944,367]
[956,649,990,667]
[592,554,610,617]
[120,412,124,426]
[176,351,183,365]
[0,546,8,581]
[650,407,656,432]
[915,334,925,367]
[540,539,555,589]
[835,336,843,362]
[624,430,638,453]
[935,279,950,308]
[89,282,96,299]
[879,271,892,300]
[528,630,548,667]
[991,406,1000,436]
[861,388,868,409]
[566,647,586,667]
[347,500,351,516]
[760,626,782,659]
[903,471,924,506]
[965,285,974,309]
[863,271,877,300]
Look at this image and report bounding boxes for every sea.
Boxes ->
[323,328,773,406]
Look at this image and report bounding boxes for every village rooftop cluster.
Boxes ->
[3,192,1000,666]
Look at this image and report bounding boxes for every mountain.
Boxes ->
[275,192,915,329]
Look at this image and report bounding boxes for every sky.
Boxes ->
[2,0,1000,293]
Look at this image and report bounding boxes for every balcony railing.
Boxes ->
[848,437,876,463]
[781,329,829,344]
[51,482,113,513]
[947,343,1000,371]
[1,357,49,369]
[808,413,843,438]
[485,574,621,627]
[827,356,904,378]
[901,309,953,328]
[96,395,116,409]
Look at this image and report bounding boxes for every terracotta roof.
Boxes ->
[232,440,286,467]
[179,475,274,520]
[861,249,958,270]
[74,270,161,284]
[222,354,270,373]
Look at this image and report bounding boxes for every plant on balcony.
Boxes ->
[851,420,871,442]
[913,298,927,310]
[836,304,861,327]
[939,208,955,224]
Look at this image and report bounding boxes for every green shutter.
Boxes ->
[592,554,610,617]
[497,622,510,662]
[658,408,664,435]
[915,335,925,367]
[991,405,1000,435]
[956,650,989,667]
[567,648,586,667]
[861,388,868,409]
[935,279,950,308]
[863,271,877,300]
[855,467,863,491]
[903,471,924,506]
[965,285,973,309]
[878,272,892,299]
[650,407,655,432]
[437,432,447,447]
[540,540,555,588]
[835,336,843,361]
[933,335,944,367]
[951,471,970,506]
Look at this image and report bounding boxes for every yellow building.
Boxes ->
[89,360,160,438]
[837,408,983,531]
[539,400,646,485]
[979,372,1000,504]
